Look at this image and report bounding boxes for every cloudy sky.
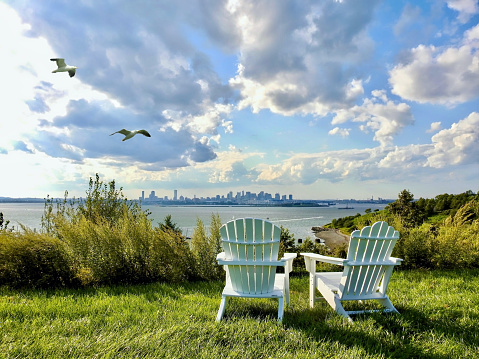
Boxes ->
[1,0,478,200]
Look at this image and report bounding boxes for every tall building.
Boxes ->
[148,191,157,200]
[174,189,177,201]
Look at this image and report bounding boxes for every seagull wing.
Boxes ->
[137,130,151,137]
[51,58,66,68]
[110,129,131,136]
[68,69,76,77]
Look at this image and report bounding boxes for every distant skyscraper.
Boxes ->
[174,189,177,201]
[149,191,157,200]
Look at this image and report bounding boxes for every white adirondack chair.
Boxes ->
[216,218,297,322]
[301,221,402,322]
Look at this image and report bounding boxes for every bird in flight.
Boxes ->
[110,129,151,141]
[50,58,78,77]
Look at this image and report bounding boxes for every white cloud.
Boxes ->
[377,144,431,169]
[426,112,479,167]
[389,24,479,105]
[328,127,350,138]
[427,121,442,133]
[446,0,479,23]
[331,90,414,146]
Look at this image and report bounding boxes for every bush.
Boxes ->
[0,230,77,288]
[54,205,197,286]
[190,214,224,281]
[0,174,205,289]
[432,221,479,268]
[393,225,434,269]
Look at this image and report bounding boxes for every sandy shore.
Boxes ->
[312,226,349,250]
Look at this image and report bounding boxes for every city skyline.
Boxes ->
[1,1,478,200]
[138,188,390,204]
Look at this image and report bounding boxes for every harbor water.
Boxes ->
[1,202,388,240]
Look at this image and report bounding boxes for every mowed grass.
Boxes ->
[1,270,478,358]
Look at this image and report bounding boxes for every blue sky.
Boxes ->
[0,0,478,200]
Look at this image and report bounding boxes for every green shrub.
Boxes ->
[295,238,334,273]
[54,206,197,286]
[0,230,77,288]
[150,227,197,283]
[190,214,223,281]
[393,224,434,269]
[432,221,479,268]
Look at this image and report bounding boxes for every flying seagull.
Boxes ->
[50,58,78,77]
[110,129,151,141]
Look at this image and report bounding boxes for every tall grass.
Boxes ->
[1,270,478,358]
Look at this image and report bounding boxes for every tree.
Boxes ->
[159,214,182,234]
[279,226,296,259]
[386,189,425,228]
[0,212,9,231]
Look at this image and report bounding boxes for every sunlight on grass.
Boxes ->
[1,270,478,358]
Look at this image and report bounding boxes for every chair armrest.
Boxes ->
[216,252,226,261]
[280,253,297,262]
[301,252,347,272]
[280,252,297,273]
[390,257,403,265]
[301,252,347,265]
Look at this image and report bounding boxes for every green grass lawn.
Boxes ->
[1,269,478,358]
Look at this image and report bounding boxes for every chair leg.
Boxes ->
[316,280,353,322]
[333,298,353,323]
[309,273,316,308]
[216,296,228,322]
[376,297,399,314]
[278,297,284,323]
[284,276,290,306]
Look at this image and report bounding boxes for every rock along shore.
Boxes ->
[311,226,349,250]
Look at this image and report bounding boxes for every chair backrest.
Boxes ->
[220,218,281,294]
[339,221,400,299]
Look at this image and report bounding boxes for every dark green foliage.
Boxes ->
[329,213,362,232]
[0,212,9,231]
[279,225,296,258]
[386,189,426,228]
[279,227,331,274]
[159,214,182,234]
[294,238,332,273]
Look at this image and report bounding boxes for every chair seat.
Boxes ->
[314,272,343,291]
[222,273,286,298]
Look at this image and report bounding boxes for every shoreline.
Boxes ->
[312,226,349,250]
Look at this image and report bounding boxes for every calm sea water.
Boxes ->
[1,202,387,240]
